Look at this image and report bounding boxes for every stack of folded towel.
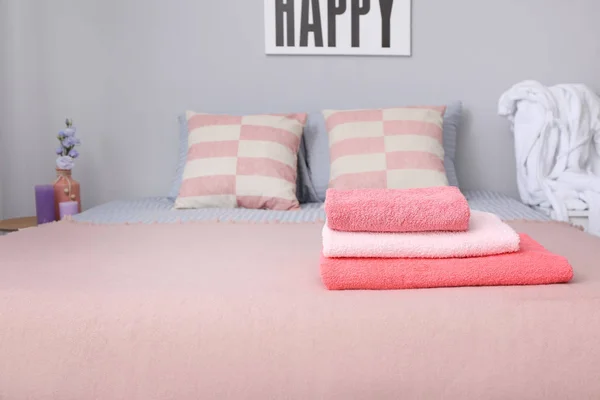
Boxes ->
[320,187,574,290]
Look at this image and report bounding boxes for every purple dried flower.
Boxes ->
[64,128,76,137]
[62,137,75,147]
[56,156,75,170]
[55,119,81,166]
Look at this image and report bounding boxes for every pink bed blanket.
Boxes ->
[325,187,470,233]
[0,220,599,399]
[321,234,573,290]
[322,211,520,258]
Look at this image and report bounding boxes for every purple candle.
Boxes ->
[59,201,79,220]
[35,185,56,224]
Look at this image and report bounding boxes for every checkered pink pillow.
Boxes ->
[324,106,449,190]
[174,111,307,210]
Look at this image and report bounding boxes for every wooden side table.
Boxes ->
[0,217,38,234]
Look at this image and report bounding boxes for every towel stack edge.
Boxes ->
[321,188,572,290]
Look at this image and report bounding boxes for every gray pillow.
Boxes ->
[442,102,462,190]
[168,114,188,199]
[168,114,317,202]
[303,102,463,203]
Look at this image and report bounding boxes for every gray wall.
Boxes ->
[1,0,599,218]
[0,0,9,219]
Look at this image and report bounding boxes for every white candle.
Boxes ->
[59,201,79,220]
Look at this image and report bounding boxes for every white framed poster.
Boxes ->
[264,0,411,56]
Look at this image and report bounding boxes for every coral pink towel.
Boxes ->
[323,211,520,258]
[320,234,574,290]
[325,187,470,233]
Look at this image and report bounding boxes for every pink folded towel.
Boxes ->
[325,187,470,233]
[322,211,520,259]
[320,234,574,290]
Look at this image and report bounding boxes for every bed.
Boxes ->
[0,203,599,399]
[72,190,551,224]
[2,103,600,399]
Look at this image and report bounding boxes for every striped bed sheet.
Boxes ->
[74,190,550,224]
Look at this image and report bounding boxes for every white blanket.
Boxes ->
[498,80,600,235]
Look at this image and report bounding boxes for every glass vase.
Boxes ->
[53,169,81,220]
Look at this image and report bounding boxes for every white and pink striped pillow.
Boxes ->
[174,111,307,210]
[323,106,449,190]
